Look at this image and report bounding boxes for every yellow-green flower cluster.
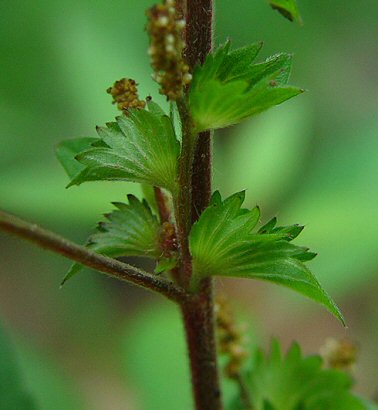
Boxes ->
[146,0,191,100]
[107,78,146,112]
[320,338,358,373]
[215,295,249,378]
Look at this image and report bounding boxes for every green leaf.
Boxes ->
[61,194,161,285]
[189,41,302,132]
[55,137,100,180]
[217,42,264,82]
[154,257,177,274]
[140,183,159,214]
[189,191,344,324]
[232,339,370,410]
[268,0,302,24]
[0,324,37,410]
[64,102,180,194]
[258,217,317,261]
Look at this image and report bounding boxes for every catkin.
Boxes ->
[146,0,191,100]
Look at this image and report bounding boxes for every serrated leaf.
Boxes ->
[243,53,294,87]
[233,339,369,410]
[64,102,180,194]
[269,0,302,24]
[189,41,302,132]
[61,194,161,284]
[217,42,263,82]
[258,217,317,261]
[189,191,344,324]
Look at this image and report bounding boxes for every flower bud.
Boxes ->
[107,78,146,113]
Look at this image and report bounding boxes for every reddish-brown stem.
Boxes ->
[185,0,213,222]
[175,98,196,288]
[154,186,171,223]
[191,130,212,222]
[178,1,222,409]
[181,280,221,409]
[0,209,187,304]
[184,0,213,69]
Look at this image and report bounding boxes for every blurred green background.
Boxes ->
[1,0,377,408]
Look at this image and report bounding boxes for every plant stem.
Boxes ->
[175,98,196,288]
[181,281,221,409]
[185,0,213,223]
[0,209,187,303]
[154,186,170,223]
[179,1,222,409]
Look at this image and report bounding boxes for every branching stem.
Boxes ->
[177,1,223,409]
[1,1,221,409]
[0,210,187,303]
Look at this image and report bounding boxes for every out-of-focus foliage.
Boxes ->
[14,343,84,410]
[122,306,376,410]
[0,323,83,410]
[122,303,193,410]
[1,0,378,408]
[229,340,377,410]
[268,0,302,24]
[0,324,36,409]
[122,301,256,410]
[56,137,100,181]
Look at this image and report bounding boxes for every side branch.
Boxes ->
[0,210,187,303]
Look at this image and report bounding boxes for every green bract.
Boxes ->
[61,195,161,285]
[269,0,302,24]
[230,340,372,410]
[188,41,303,132]
[189,191,344,324]
[55,137,101,180]
[56,101,180,194]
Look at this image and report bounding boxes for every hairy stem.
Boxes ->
[0,210,187,303]
[179,1,222,409]
[175,98,196,288]
[154,186,170,223]
[181,281,221,409]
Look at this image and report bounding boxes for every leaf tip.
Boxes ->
[235,190,246,202]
